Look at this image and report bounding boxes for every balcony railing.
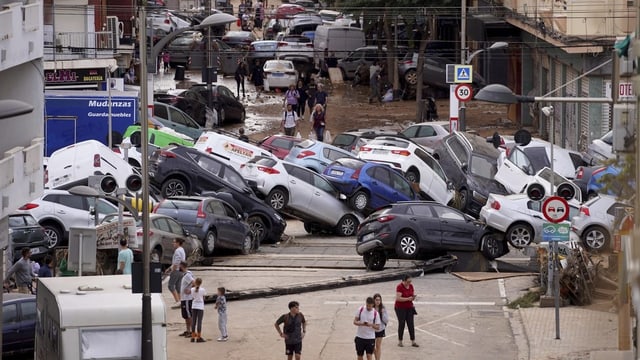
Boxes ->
[44,31,116,60]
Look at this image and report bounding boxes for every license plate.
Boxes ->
[373,149,387,155]
[330,169,343,176]
[272,73,284,77]
[30,247,40,255]
[362,232,375,242]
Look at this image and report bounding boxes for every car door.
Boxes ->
[207,199,241,248]
[282,164,315,212]
[17,299,36,351]
[3,302,20,353]
[55,194,93,228]
[192,154,226,193]
[308,172,344,225]
[366,166,397,207]
[432,204,478,250]
[166,217,194,255]
[151,217,174,263]
[405,203,442,250]
[495,147,533,193]
[414,147,452,205]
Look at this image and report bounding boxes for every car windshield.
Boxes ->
[537,167,570,185]
[333,134,356,146]
[469,154,498,179]
[601,130,613,145]
[333,158,364,169]
[297,139,315,149]
[9,215,38,227]
[264,61,294,71]
[158,199,200,210]
[248,156,278,167]
[368,138,409,148]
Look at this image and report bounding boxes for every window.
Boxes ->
[389,171,413,198]
[286,165,312,184]
[90,198,117,215]
[272,137,294,150]
[313,174,337,196]
[469,155,498,179]
[197,156,222,175]
[510,148,533,175]
[445,137,468,165]
[208,200,226,216]
[3,304,18,323]
[527,200,542,212]
[21,300,37,321]
[371,167,391,185]
[81,328,141,359]
[417,126,436,137]
[400,126,418,138]
[414,148,446,181]
[58,195,86,210]
[326,149,350,161]
[169,108,189,125]
[222,203,238,218]
[154,104,169,120]
[408,204,433,217]
[166,218,185,235]
[221,168,246,189]
[433,205,465,221]
[153,217,171,232]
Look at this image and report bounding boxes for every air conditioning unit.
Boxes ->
[106,16,120,53]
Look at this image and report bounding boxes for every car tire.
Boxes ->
[581,226,609,252]
[396,231,419,258]
[41,223,63,249]
[336,215,358,236]
[506,223,533,248]
[303,222,320,234]
[481,233,504,260]
[404,69,418,86]
[248,216,267,243]
[151,247,162,263]
[240,234,253,255]
[239,110,246,123]
[350,190,369,211]
[203,230,216,256]
[363,251,386,271]
[405,169,420,183]
[267,188,289,211]
[162,178,187,197]
[457,188,469,212]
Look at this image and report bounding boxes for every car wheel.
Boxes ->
[42,223,62,249]
[248,216,267,243]
[219,107,226,124]
[506,223,533,248]
[404,69,418,86]
[336,215,358,236]
[581,226,609,252]
[457,188,469,212]
[303,222,320,234]
[481,233,504,260]
[396,231,419,258]
[405,169,420,183]
[203,230,216,256]
[239,110,246,123]
[267,188,288,211]
[151,248,162,263]
[363,251,387,271]
[587,191,598,200]
[240,234,253,255]
[350,190,369,211]
[162,178,187,197]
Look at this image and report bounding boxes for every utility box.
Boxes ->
[612,103,636,152]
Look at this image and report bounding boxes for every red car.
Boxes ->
[275,4,305,19]
[258,135,303,160]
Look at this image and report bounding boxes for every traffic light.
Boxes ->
[125,174,142,193]
[526,183,545,201]
[97,175,117,194]
[556,182,576,201]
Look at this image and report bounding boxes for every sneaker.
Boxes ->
[179,331,190,337]
[398,342,403,347]
[196,338,206,343]
[171,302,181,309]
[217,336,228,342]
[411,342,419,348]
[190,338,195,343]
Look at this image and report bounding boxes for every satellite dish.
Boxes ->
[514,129,532,146]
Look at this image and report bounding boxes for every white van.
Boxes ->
[193,130,277,171]
[313,25,365,70]
[45,139,136,190]
[36,275,167,360]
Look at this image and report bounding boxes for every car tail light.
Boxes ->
[137,229,154,237]
[164,19,170,24]
[579,206,590,216]
[112,147,121,153]
[19,203,39,210]
[391,150,410,156]
[351,168,361,180]
[204,147,213,153]
[575,167,584,179]
[359,146,372,152]
[306,43,313,48]
[159,150,176,158]
[490,200,500,210]
[591,166,606,176]
[376,215,396,223]
[277,42,288,47]
[296,150,315,159]
[258,165,280,174]
[400,60,413,65]
[93,154,101,167]
[197,202,206,218]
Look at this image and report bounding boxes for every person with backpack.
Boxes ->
[281,103,299,136]
[353,297,381,360]
[284,84,301,114]
[373,294,389,360]
[275,301,307,360]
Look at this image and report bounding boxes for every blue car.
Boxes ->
[586,165,630,199]
[3,294,36,357]
[323,158,418,213]
[284,139,355,173]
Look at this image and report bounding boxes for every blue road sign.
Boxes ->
[454,65,473,83]
[542,222,570,242]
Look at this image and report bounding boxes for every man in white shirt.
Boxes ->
[353,297,381,360]
[179,261,195,338]
[164,238,186,307]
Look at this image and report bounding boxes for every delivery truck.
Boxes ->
[44,90,139,156]
[35,275,167,360]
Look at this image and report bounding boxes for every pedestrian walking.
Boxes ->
[117,238,134,275]
[353,297,381,360]
[296,80,308,117]
[235,59,248,98]
[369,61,381,103]
[162,51,171,72]
[313,83,328,110]
[284,84,300,113]
[281,103,299,136]
[164,238,186,308]
[190,278,206,343]
[250,59,264,95]
[275,301,306,360]
[215,287,229,341]
[394,275,419,347]
[179,261,195,338]
[4,248,33,294]
[305,78,317,114]
[373,293,390,360]
[309,103,326,142]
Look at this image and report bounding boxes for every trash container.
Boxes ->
[174,65,185,81]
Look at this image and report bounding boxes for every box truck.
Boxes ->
[44,90,139,156]
[35,275,167,360]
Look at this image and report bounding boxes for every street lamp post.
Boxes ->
[459,42,508,131]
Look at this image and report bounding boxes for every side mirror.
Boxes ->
[446,181,454,191]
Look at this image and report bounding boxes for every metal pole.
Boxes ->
[554,240,560,339]
[549,108,560,339]
[138,5,154,360]
[78,233,83,277]
[459,0,467,131]
[107,68,113,148]
[207,0,214,118]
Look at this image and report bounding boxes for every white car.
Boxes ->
[480,193,580,248]
[14,189,118,248]
[357,136,454,206]
[263,60,298,92]
[582,130,614,165]
[399,121,450,152]
[193,130,276,172]
[148,10,190,33]
[240,156,362,236]
[571,195,631,252]
[495,139,583,194]
[275,35,313,62]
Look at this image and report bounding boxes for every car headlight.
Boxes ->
[472,190,488,204]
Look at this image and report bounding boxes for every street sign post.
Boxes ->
[455,84,473,102]
[542,196,570,223]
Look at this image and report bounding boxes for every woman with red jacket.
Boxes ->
[394,275,419,348]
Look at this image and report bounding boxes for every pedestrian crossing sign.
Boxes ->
[454,65,473,83]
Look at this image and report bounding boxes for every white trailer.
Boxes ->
[35,275,166,360]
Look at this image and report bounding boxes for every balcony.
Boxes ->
[0,138,44,220]
[0,1,43,72]
[44,31,118,61]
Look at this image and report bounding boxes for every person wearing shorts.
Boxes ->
[275,301,306,360]
[353,297,380,360]
[165,238,186,307]
[179,261,195,338]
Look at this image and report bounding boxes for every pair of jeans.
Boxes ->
[395,307,415,341]
[191,309,204,334]
[314,126,325,142]
[218,311,228,338]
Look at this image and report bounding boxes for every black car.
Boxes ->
[8,214,50,263]
[149,145,286,243]
[221,30,258,49]
[181,84,246,125]
[432,132,508,218]
[154,195,254,255]
[3,293,36,357]
[355,201,506,270]
[154,91,216,128]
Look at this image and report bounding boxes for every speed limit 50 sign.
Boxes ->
[454,84,473,102]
